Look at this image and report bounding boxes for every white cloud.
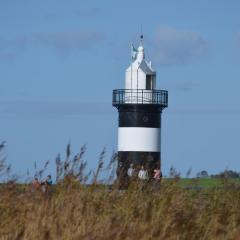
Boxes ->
[33,30,105,57]
[150,25,208,65]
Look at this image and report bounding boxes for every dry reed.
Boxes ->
[1,143,240,240]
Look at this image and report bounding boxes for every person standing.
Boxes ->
[127,163,135,177]
[46,175,53,186]
[31,177,41,192]
[153,168,162,182]
[153,168,162,191]
[41,175,52,193]
[138,166,148,180]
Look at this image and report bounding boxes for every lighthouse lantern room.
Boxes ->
[112,36,168,180]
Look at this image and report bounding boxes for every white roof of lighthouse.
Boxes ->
[126,40,156,75]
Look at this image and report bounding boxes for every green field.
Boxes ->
[1,177,240,192]
[156,177,240,189]
[176,177,237,188]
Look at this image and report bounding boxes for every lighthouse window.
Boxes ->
[146,75,152,90]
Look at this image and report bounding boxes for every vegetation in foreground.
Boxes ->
[1,143,240,240]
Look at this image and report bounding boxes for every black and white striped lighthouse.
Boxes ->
[112,37,168,180]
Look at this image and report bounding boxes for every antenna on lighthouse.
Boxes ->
[140,24,143,46]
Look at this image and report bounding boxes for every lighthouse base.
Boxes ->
[116,151,160,179]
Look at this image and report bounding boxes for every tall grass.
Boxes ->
[1,143,240,240]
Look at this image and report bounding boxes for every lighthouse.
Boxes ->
[112,36,168,181]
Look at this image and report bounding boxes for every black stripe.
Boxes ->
[116,151,161,178]
[118,104,162,128]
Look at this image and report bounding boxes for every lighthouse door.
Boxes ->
[146,75,152,90]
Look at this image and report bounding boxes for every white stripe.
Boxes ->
[118,127,160,152]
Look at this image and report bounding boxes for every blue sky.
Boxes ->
[0,0,240,178]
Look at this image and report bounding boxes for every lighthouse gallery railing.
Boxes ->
[112,89,168,107]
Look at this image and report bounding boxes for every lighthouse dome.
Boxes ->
[138,45,144,52]
[125,40,156,90]
[136,45,145,62]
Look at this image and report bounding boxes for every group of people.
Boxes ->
[31,175,53,193]
[127,164,162,182]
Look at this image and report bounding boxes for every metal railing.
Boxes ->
[112,89,168,107]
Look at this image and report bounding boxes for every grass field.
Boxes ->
[1,178,240,239]
[1,146,240,239]
[177,178,229,188]
[1,177,240,240]
[1,177,239,191]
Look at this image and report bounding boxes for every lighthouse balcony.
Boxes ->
[112,89,168,107]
